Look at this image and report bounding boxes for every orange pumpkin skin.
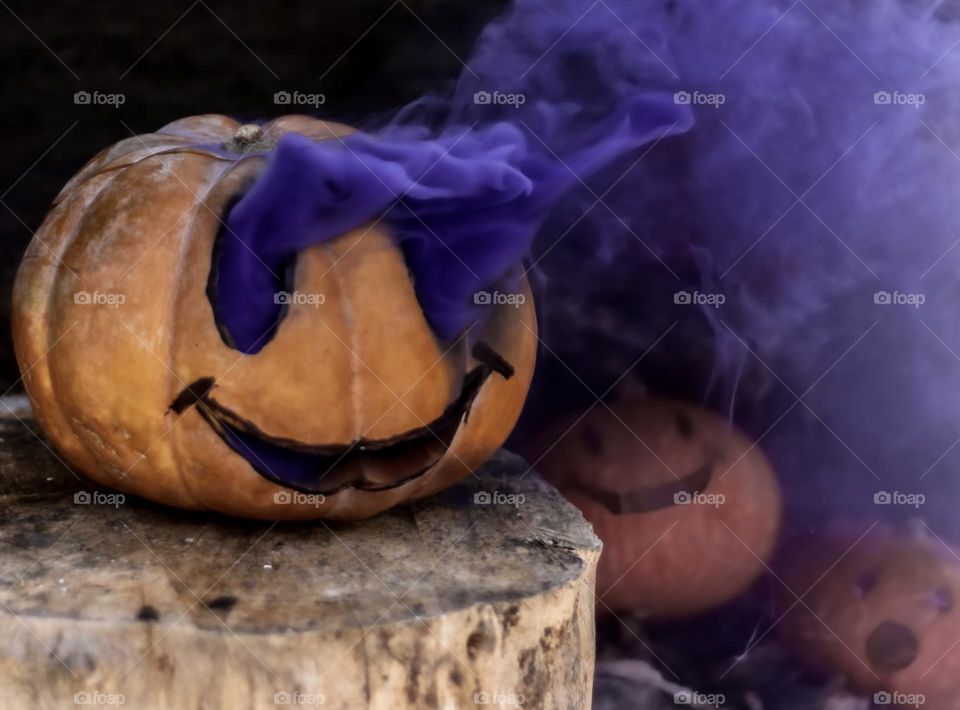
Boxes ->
[12,114,537,520]
[530,397,781,617]
[778,524,960,708]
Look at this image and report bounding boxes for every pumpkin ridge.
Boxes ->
[55,136,192,205]
[320,240,364,451]
[41,169,132,462]
[47,152,224,491]
[167,155,252,501]
[56,144,244,207]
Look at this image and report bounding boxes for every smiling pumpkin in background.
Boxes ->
[527,395,782,617]
[12,115,537,520]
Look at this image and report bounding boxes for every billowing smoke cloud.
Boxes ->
[522,0,960,537]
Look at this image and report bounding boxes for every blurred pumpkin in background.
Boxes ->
[12,115,537,521]
[528,396,782,617]
[777,522,960,708]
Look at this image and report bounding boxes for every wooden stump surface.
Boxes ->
[0,399,600,709]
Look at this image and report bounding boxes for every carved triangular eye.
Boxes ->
[580,424,604,455]
[471,341,515,379]
[675,411,694,439]
[207,197,296,354]
[855,569,880,598]
[932,586,954,613]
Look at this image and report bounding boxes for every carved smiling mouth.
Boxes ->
[170,342,514,495]
[571,463,714,514]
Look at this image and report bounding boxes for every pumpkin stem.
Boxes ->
[222,124,270,153]
[234,124,263,144]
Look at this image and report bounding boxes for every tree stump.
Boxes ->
[0,399,601,710]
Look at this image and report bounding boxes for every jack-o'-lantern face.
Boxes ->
[12,115,537,520]
[528,396,782,617]
[778,524,960,706]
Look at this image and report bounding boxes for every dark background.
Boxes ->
[0,0,507,390]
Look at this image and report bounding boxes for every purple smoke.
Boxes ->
[519,0,960,538]
[218,97,689,349]
[216,0,692,351]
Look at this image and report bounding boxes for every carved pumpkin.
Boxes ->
[529,396,781,617]
[777,523,960,707]
[12,114,537,520]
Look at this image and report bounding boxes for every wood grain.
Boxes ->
[0,402,600,709]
